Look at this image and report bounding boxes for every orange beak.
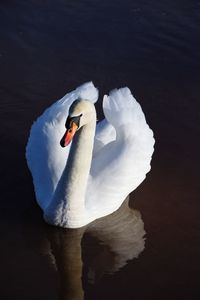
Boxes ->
[60,122,78,147]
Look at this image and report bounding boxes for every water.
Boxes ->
[0,0,200,299]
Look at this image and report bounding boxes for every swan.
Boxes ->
[26,82,154,228]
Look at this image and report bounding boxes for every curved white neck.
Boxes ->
[44,115,96,228]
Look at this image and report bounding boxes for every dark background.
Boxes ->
[0,0,200,299]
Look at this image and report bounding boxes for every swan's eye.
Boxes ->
[65,114,82,129]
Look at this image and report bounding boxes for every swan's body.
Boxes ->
[26,82,154,228]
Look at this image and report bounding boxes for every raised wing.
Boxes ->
[86,87,155,215]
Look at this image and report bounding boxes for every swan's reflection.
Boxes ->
[43,198,145,300]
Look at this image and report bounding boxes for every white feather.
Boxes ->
[26,82,155,228]
[86,87,154,216]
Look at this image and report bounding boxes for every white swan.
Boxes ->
[26,82,154,228]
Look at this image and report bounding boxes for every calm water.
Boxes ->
[0,0,200,299]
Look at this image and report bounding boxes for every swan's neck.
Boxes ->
[62,121,96,209]
[44,116,96,228]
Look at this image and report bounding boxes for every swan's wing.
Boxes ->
[86,87,155,215]
[26,82,98,210]
[93,119,116,157]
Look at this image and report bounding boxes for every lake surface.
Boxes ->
[0,0,200,299]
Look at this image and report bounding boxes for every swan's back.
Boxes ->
[26,82,98,209]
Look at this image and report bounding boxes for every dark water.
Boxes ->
[0,0,200,299]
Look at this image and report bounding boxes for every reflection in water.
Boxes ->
[43,198,145,299]
[47,228,85,300]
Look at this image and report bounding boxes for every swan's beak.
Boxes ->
[60,122,78,147]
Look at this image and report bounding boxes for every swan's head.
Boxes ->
[60,99,96,147]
